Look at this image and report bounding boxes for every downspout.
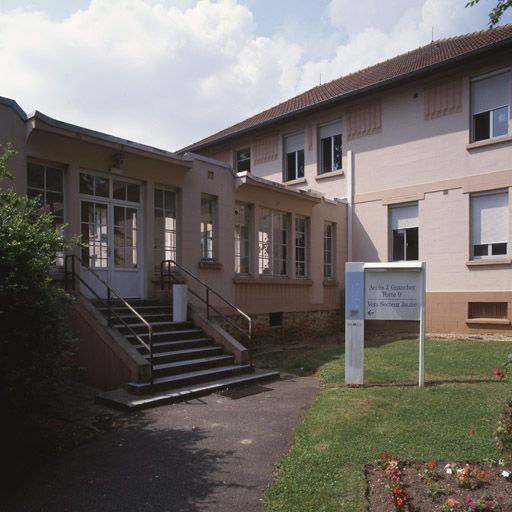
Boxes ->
[347,150,354,262]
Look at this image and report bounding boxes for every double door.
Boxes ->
[80,176,142,299]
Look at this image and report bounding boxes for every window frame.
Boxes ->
[235,148,251,174]
[295,215,308,278]
[389,203,419,262]
[154,186,178,271]
[470,189,509,260]
[258,207,289,277]
[200,195,216,261]
[324,222,335,280]
[234,202,251,274]
[318,122,342,175]
[470,69,510,143]
[27,160,66,267]
[283,132,305,182]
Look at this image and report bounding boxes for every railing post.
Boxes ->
[206,288,210,319]
[71,255,76,291]
[107,287,111,326]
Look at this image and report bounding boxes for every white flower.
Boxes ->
[444,464,453,475]
[502,470,510,478]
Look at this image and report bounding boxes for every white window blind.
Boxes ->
[471,190,509,245]
[285,133,304,153]
[319,122,341,139]
[471,71,510,114]
[390,204,418,230]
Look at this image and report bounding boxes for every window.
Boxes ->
[27,162,64,225]
[295,216,308,277]
[468,302,508,320]
[154,188,177,271]
[234,203,250,274]
[319,122,342,174]
[324,222,334,279]
[259,208,288,276]
[27,162,65,266]
[236,148,251,173]
[200,196,215,260]
[81,201,108,268]
[390,203,419,261]
[471,70,510,142]
[284,133,304,182]
[471,190,508,259]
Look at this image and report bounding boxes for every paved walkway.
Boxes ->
[4,374,319,512]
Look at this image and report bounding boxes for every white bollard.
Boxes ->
[172,284,187,323]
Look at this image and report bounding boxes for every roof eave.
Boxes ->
[185,36,512,153]
[29,111,192,168]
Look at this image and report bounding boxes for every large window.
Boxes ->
[154,188,177,270]
[471,190,508,259]
[234,203,250,274]
[27,162,64,225]
[27,162,65,266]
[471,70,510,142]
[284,133,304,182]
[390,203,419,261]
[200,196,216,260]
[259,208,288,276]
[295,216,308,277]
[324,222,334,279]
[319,122,342,174]
[236,148,251,173]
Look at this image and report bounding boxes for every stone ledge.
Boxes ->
[466,258,512,267]
[466,318,511,325]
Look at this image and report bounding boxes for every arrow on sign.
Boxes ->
[367,309,374,317]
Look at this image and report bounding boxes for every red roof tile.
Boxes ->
[181,24,512,152]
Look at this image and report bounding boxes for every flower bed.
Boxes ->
[366,455,512,511]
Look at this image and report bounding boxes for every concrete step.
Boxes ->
[115,321,193,334]
[126,364,254,394]
[133,337,214,353]
[97,370,281,410]
[145,346,224,364]
[152,354,235,378]
[125,328,204,344]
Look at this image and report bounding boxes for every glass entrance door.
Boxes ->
[80,173,142,299]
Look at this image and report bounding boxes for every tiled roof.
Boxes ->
[181,24,512,152]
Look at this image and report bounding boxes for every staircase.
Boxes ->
[94,299,279,410]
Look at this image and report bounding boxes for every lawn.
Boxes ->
[265,338,512,512]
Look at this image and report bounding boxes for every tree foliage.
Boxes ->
[0,143,74,409]
[466,0,512,27]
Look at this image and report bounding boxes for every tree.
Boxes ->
[466,0,512,27]
[0,143,74,409]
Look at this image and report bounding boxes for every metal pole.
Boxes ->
[206,288,210,319]
[107,287,112,327]
[418,262,426,387]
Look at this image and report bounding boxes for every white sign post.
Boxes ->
[345,262,426,387]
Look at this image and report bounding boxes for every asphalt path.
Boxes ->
[3,374,319,512]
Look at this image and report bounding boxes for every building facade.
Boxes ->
[0,98,346,336]
[182,25,512,333]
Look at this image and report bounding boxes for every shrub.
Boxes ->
[495,399,512,463]
[0,144,74,409]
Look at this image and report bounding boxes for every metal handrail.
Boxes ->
[65,254,154,385]
[160,259,253,366]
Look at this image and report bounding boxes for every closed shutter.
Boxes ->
[390,204,418,230]
[471,190,509,245]
[471,71,510,114]
[285,133,304,153]
[319,122,341,140]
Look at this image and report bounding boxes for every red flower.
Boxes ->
[494,367,506,378]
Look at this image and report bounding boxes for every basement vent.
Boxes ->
[269,312,283,327]
[468,302,507,319]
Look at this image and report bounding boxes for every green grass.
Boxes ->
[265,339,512,512]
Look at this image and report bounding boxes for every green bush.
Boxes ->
[0,144,74,409]
[495,399,512,463]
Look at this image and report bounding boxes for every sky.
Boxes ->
[0,0,511,151]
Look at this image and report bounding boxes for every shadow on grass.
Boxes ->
[3,410,247,512]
